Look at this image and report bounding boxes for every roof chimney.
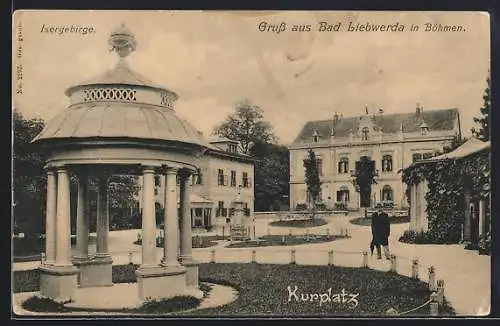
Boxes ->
[416,102,422,115]
[333,112,340,124]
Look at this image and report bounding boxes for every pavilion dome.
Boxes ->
[32,23,210,149]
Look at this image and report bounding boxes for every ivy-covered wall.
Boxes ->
[402,149,490,244]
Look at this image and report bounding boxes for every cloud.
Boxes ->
[14,11,490,145]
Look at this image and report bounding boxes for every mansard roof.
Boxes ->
[291,108,459,147]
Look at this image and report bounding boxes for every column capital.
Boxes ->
[45,168,57,175]
[165,167,179,175]
[178,168,193,180]
[55,165,69,174]
[142,165,156,174]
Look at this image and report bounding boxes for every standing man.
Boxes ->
[380,206,391,259]
[371,204,391,260]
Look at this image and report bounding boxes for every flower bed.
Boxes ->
[269,218,328,228]
[398,230,455,245]
[226,234,347,248]
[134,235,224,249]
[350,216,410,227]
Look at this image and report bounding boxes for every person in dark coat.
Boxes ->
[371,204,391,259]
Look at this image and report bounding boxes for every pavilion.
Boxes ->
[31,24,207,302]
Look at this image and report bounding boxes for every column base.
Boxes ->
[180,257,199,288]
[39,265,79,303]
[135,265,190,302]
[77,256,113,288]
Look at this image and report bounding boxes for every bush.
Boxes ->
[315,203,327,211]
[334,202,347,210]
[295,203,307,211]
[478,231,491,255]
[139,296,201,313]
[399,230,433,244]
[22,296,70,312]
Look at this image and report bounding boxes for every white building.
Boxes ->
[138,136,255,228]
[406,137,490,242]
[289,104,461,211]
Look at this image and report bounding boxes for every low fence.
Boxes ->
[203,247,446,316]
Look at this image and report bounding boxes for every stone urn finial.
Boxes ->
[108,23,137,58]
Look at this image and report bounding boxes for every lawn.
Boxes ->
[13,263,454,316]
[269,218,328,228]
[349,216,410,227]
[13,235,97,262]
[226,234,348,248]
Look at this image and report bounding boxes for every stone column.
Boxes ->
[73,172,89,262]
[141,166,157,267]
[179,169,201,292]
[410,184,417,231]
[45,169,57,265]
[179,170,193,261]
[39,166,78,301]
[163,168,181,267]
[464,193,471,241]
[54,167,72,267]
[479,200,485,238]
[96,173,110,259]
[159,173,166,207]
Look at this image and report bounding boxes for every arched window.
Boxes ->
[362,127,370,140]
[381,185,394,201]
[337,185,350,203]
[338,157,349,174]
[382,155,393,172]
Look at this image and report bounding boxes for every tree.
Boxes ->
[13,109,46,236]
[213,101,289,212]
[252,141,290,211]
[303,149,322,217]
[352,156,377,216]
[213,99,277,154]
[472,75,490,141]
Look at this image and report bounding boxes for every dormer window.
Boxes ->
[228,143,237,153]
[361,127,370,141]
[420,121,429,135]
[312,130,320,143]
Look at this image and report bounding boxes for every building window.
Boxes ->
[422,152,434,160]
[230,170,237,187]
[154,175,160,187]
[242,172,249,187]
[313,135,318,143]
[362,127,369,141]
[413,152,433,163]
[316,158,323,176]
[381,185,394,202]
[228,143,237,153]
[196,173,203,185]
[338,157,349,174]
[336,186,350,203]
[382,155,393,172]
[412,153,423,163]
[216,201,224,217]
[217,169,225,186]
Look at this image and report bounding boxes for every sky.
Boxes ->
[13,11,490,145]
